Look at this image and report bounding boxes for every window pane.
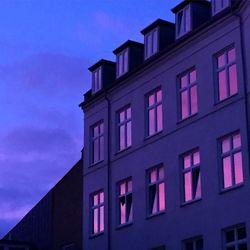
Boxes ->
[237,227,246,240]
[127,180,132,193]
[118,54,123,75]
[228,48,236,63]
[218,54,226,68]
[233,133,241,148]
[100,136,104,161]
[100,191,104,203]
[94,125,99,137]
[157,105,163,132]
[159,167,164,180]
[239,244,247,250]
[100,206,104,232]
[127,121,132,147]
[190,70,197,83]
[178,11,184,35]
[226,230,235,242]
[229,64,238,96]
[185,6,191,32]
[149,94,155,106]
[100,123,104,134]
[222,138,231,153]
[219,70,227,100]
[153,29,158,54]
[119,111,125,123]
[223,156,232,188]
[193,169,201,199]
[193,151,200,165]
[93,208,98,234]
[184,172,192,202]
[149,185,158,214]
[150,169,157,183]
[186,242,193,250]
[181,90,189,119]
[119,125,125,151]
[234,152,243,184]
[127,107,131,119]
[159,183,165,211]
[181,75,188,88]
[156,90,162,102]
[184,154,191,169]
[191,85,198,114]
[120,197,126,224]
[146,34,152,58]
[196,239,203,250]
[94,139,99,163]
[124,50,128,73]
[149,109,155,135]
[127,194,133,222]
[93,194,98,206]
[120,182,126,195]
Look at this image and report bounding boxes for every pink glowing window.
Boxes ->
[216,47,238,101]
[117,49,129,77]
[92,67,102,94]
[224,225,247,250]
[91,190,104,235]
[148,165,165,215]
[146,88,163,136]
[179,69,198,120]
[91,121,104,165]
[182,150,201,203]
[117,106,132,151]
[221,132,243,189]
[118,178,133,225]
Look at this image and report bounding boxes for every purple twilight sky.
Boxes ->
[0,0,180,237]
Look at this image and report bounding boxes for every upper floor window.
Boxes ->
[146,88,163,137]
[145,28,158,59]
[179,68,198,120]
[216,47,238,101]
[212,0,230,15]
[182,149,201,203]
[183,236,203,250]
[117,49,129,77]
[118,178,133,226]
[223,224,247,250]
[176,5,191,38]
[91,190,104,235]
[92,67,102,94]
[91,121,104,165]
[147,165,165,216]
[220,132,243,190]
[117,106,132,152]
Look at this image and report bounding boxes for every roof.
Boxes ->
[88,59,115,72]
[141,19,175,35]
[113,40,144,55]
[171,0,211,13]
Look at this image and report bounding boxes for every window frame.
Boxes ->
[92,66,102,94]
[176,5,192,39]
[117,48,129,77]
[182,235,204,250]
[144,27,159,59]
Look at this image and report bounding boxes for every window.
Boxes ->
[146,88,163,137]
[91,190,104,235]
[117,106,132,151]
[183,237,203,250]
[212,0,230,15]
[91,121,104,165]
[147,165,165,215]
[145,28,158,59]
[216,47,238,101]
[92,67,102,93]
[118,178,133,226]
[117,49,129,77]
[176,5,191,38]
[224,225,247,250]
[182,150,201,203]
[179,68,198,120]
[220,132,244,190]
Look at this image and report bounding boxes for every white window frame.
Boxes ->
[145,28,159,59]
[92,66,102,94]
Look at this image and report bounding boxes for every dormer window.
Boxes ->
[176,5,191,38]
[145,28,158,59]
[92,67,102,94]
[117,49,129,77]
[212,0,230,15]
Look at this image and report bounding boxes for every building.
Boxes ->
[80,0,250,249]
[3,159,83,250]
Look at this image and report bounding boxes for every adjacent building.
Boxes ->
[80,0,250,249]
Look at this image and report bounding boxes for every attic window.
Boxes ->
[92,67,102,94]
[212,0,230,15]
[176,5,191,38]
[117,49,129,77]
[145,28,158,59]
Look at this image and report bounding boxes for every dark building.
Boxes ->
[3,159,83,250]
[80,0,250,249]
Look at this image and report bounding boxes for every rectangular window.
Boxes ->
[92,67,102,93]
[146,88,163,137]
[179,68,198,120]
[224,225,247,250]
[220,132,244,190]
[212,0,230,15]
[183,237,203,250]
[182,150,201,203]
[117,106,132,151]
[216,47,238,101]
[91,190,104,235]
[118,178,133,226]
[117,49,129,77]
[145,28,158,59]
[147,165,165,215]
[91,121,104,165]
[176,5,191,38]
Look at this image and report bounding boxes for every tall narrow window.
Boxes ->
[220,132,243,190]
[145,28,158,59]
[224,225,247,250]
[91,121,104,165]
[146,88,163,137]
[179,69,198,120]
[176,5,191,38]
[117,49,129,77]
[117,106,132,151]
[91,190,104,235]
[148,165,165,215]
[212,0,230,15]
[183,237,203,250]
[216,47,238,101]
[118,178,133,225]
[182,150,201,203]
[92,67,102,93]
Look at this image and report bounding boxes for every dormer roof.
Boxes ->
[171,0,210,13]
[141,19,175,35]
[113,40,144,55]
[88,59,115,72]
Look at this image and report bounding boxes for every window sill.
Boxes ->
[214,93,238,106]
[146,210,165,220]
[115,146,132,156]
[89,231,104,239]
[177,113,198,124]
[219,183,244,194]
[89,160,104,168]
[181,198,202,207]
[144,130,163,141]
[116,222,133,231]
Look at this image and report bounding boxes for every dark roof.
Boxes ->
[171,0,211,13]
[0,239,33,246]
[113,40,144,55]
[88,59,115,72]
[141,19,175,35]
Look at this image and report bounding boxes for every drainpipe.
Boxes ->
[104,93,112,250]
